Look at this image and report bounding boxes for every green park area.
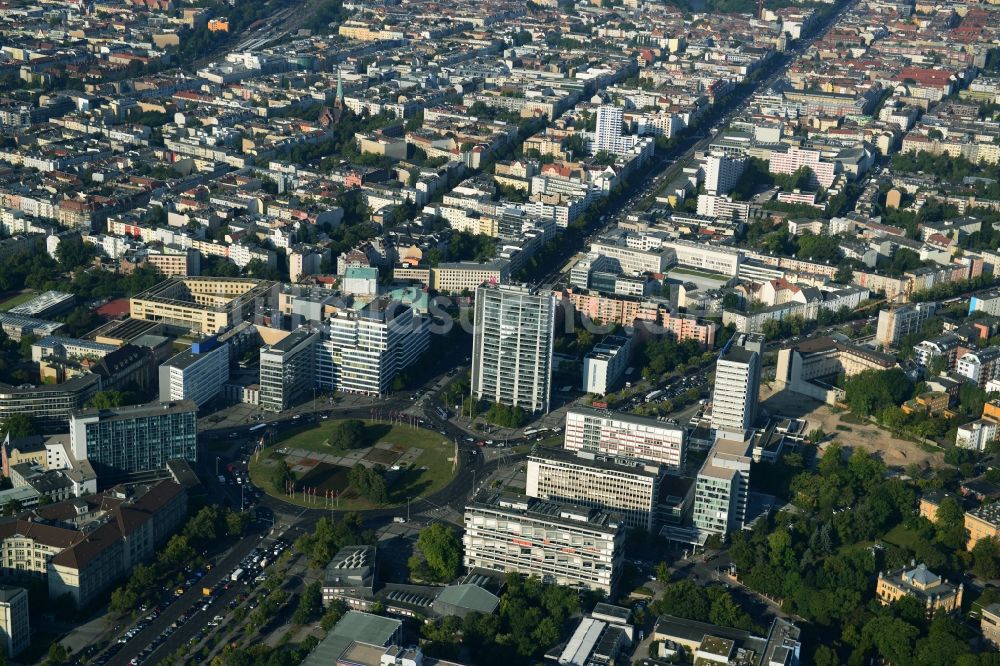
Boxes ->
[249,419,458,510]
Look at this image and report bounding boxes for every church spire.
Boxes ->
[335,68,344,107]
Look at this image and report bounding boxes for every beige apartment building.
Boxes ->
[431,262,509,294]
[965,503,1000,550]
[130,277,274,334]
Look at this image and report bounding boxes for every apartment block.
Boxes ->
[432,261,511,294]
[69,400,198,476]
[471,284,555,413]
[982,603,1000,649]
[965,503,1000,550]
[970,290,1000,318]
[564,407,685,470]
[144,246,200,277]
[768,146,838,188]
[874,303,937,349]
[956,347,1000,389]
[463,492,624,596]
[703,153,747,196]
[526,449,664,531]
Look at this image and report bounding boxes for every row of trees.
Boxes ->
[109,505,248,614]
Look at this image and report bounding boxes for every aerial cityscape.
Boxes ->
[3,0,1000,663]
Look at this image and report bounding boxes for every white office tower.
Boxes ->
[710,333,764,436]
[471,284,555,413]
[595,105,624,153]
[318,299,429,397]
[703,153,747,196]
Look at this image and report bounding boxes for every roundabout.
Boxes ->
[248,418,459,511]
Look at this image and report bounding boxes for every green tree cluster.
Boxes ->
[636,337,704,381]
[293,513,373,567]
[842,368,913,417]
[409,523,462,582]
[484,402,526,428]
[349,463,388,503]
[421,573,580,665]
[329,419,367,449]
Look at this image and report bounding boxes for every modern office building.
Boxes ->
[130,277,274,334]
[563,407,685,471]
[526,449,664,531]
[259,328,321,412]
[69,400,198,476]
[463,491,624,595]
[158,340,230,407]
[582,335,631,395]
[471,284,555,413]
[874,302,937,349]
[692,435,752,536]
[317,300,429,397]
[0,586,28,657]
[710,333,763,436]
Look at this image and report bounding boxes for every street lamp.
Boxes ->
[215,456,221,476]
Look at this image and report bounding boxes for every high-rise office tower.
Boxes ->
[594,105,624,153]
[692,434,753,535]
[710,333,764,435]
[471,284,555,413]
